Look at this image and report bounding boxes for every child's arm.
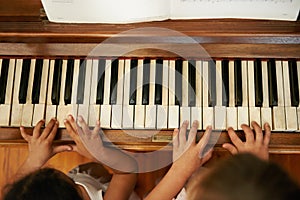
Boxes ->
[145,120,213,200]
[14,119,72,181]
[223,121,271,161]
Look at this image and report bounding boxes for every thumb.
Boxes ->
[53,145,73,154]
[222,143,238,155]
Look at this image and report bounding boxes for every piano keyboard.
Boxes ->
[0,57,299,131]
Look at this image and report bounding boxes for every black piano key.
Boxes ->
[129,59,138,105]
[208,60,216,107]
[77,59,86,104]
[64,59,74,104]
[221,60,229,107]
[155,59,163,105]
[288,60,299,107]
[51,59,62,105]
[175,60,182,106]
[142,59,150,105]
[19,59,31,104]
[110,59,119,105]
[0,59,10,104]
[267,59,278,107]
[254,59,263,107]
[188,60,196,107]
[31,59,43,104]
[96,59,106,104]
[234,60,243,106]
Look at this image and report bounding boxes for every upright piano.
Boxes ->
[1,0,300,191]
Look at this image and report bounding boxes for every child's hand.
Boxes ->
[64,115,101,161]
[20,119,72,168]
[172,120,213,178]
[223,121,271,161]
[65,115,137,172]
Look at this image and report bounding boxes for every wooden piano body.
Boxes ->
[0,0,300,198]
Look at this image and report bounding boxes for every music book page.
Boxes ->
[171,0,300,21]
[41,0,300,23]
[41,0,170,23]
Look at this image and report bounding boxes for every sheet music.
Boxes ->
[171,0,300,21]
[41,0,170,23]
[42,0,300,23]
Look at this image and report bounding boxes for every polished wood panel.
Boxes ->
[0,143,92,197]
[0,0,42,21]
[0,19,299,58]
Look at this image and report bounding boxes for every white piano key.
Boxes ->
[180,61,190,126]
[134,59,145,129]
[248,60,261,127]
[111,59,124,129]
[100,59,112,128]
[122,59,134,129]
[88,59,100,126]
[237,60,249,129]
[215,60,226,130]
[32,59,49,126]
[227,61,237,129]
[202,61,214,128]
[157,60,169,129]
[191,60,202,130]
[168,60,179,128]
[56,59,68,127]
[273,61,286,130]
[0,59,15,126]
[45,60,58,124]
[56,59,79,124]
[261,61,272,130]
[21,59,35,127]
[282,61,297,130]
[78,59,93,123]
[111,105,123,128]
[100,104,112,129]
[145,59,156,129]
[11,59,23,126]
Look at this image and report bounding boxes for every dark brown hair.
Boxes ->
[187,153,300,200]
[3,168,83,200]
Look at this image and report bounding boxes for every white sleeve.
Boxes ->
[173,188,187,200]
